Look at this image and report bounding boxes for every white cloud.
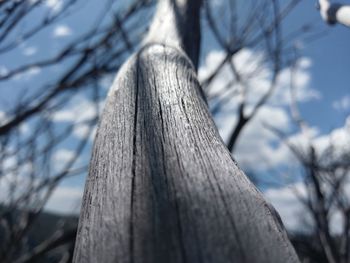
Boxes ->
[53,148,75,163]
[0,151,83,215]
[298,57,312,68]
[53,25,72,38]
[99,74,115,90]
[52,148,76,172]
[45,0,63,13]
[199,49,319,108]
[264,180,350,234]
[272,64,320,105]
[286,126,320,155]
[44,186,83,215]
[333,95,350,111]
[258,117,350,233]
[13,66,41,81]
[199,49,318,172]
[22,46,38,56]
[0,65,9,77]
[25,66,41,76]
[19,123,30,134]
[0,111,8,125]
[0,173,83,215]
[51,97,99,123]
[51,96,102,140]
[232,106,294,171]
[73,124,97,140]
[264,183,311,232]
[312,116,350,156]
[0,158,36,203]
[0,112,29,134]
[199,50,350,236]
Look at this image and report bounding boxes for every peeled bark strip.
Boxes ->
[73,0,299,262]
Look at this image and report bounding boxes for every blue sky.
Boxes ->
[291,1,350,130]
[0,0,349,232]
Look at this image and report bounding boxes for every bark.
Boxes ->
[73,0,300,262]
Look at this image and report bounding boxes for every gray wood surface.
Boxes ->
[73,45,299,262]
[73,0,300,262]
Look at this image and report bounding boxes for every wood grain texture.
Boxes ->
[73,44,300,262]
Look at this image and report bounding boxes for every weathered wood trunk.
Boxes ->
[73,0,300,262]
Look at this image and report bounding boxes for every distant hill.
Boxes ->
[0,204,78,262]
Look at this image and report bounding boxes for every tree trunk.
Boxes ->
[73,0,300,262]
